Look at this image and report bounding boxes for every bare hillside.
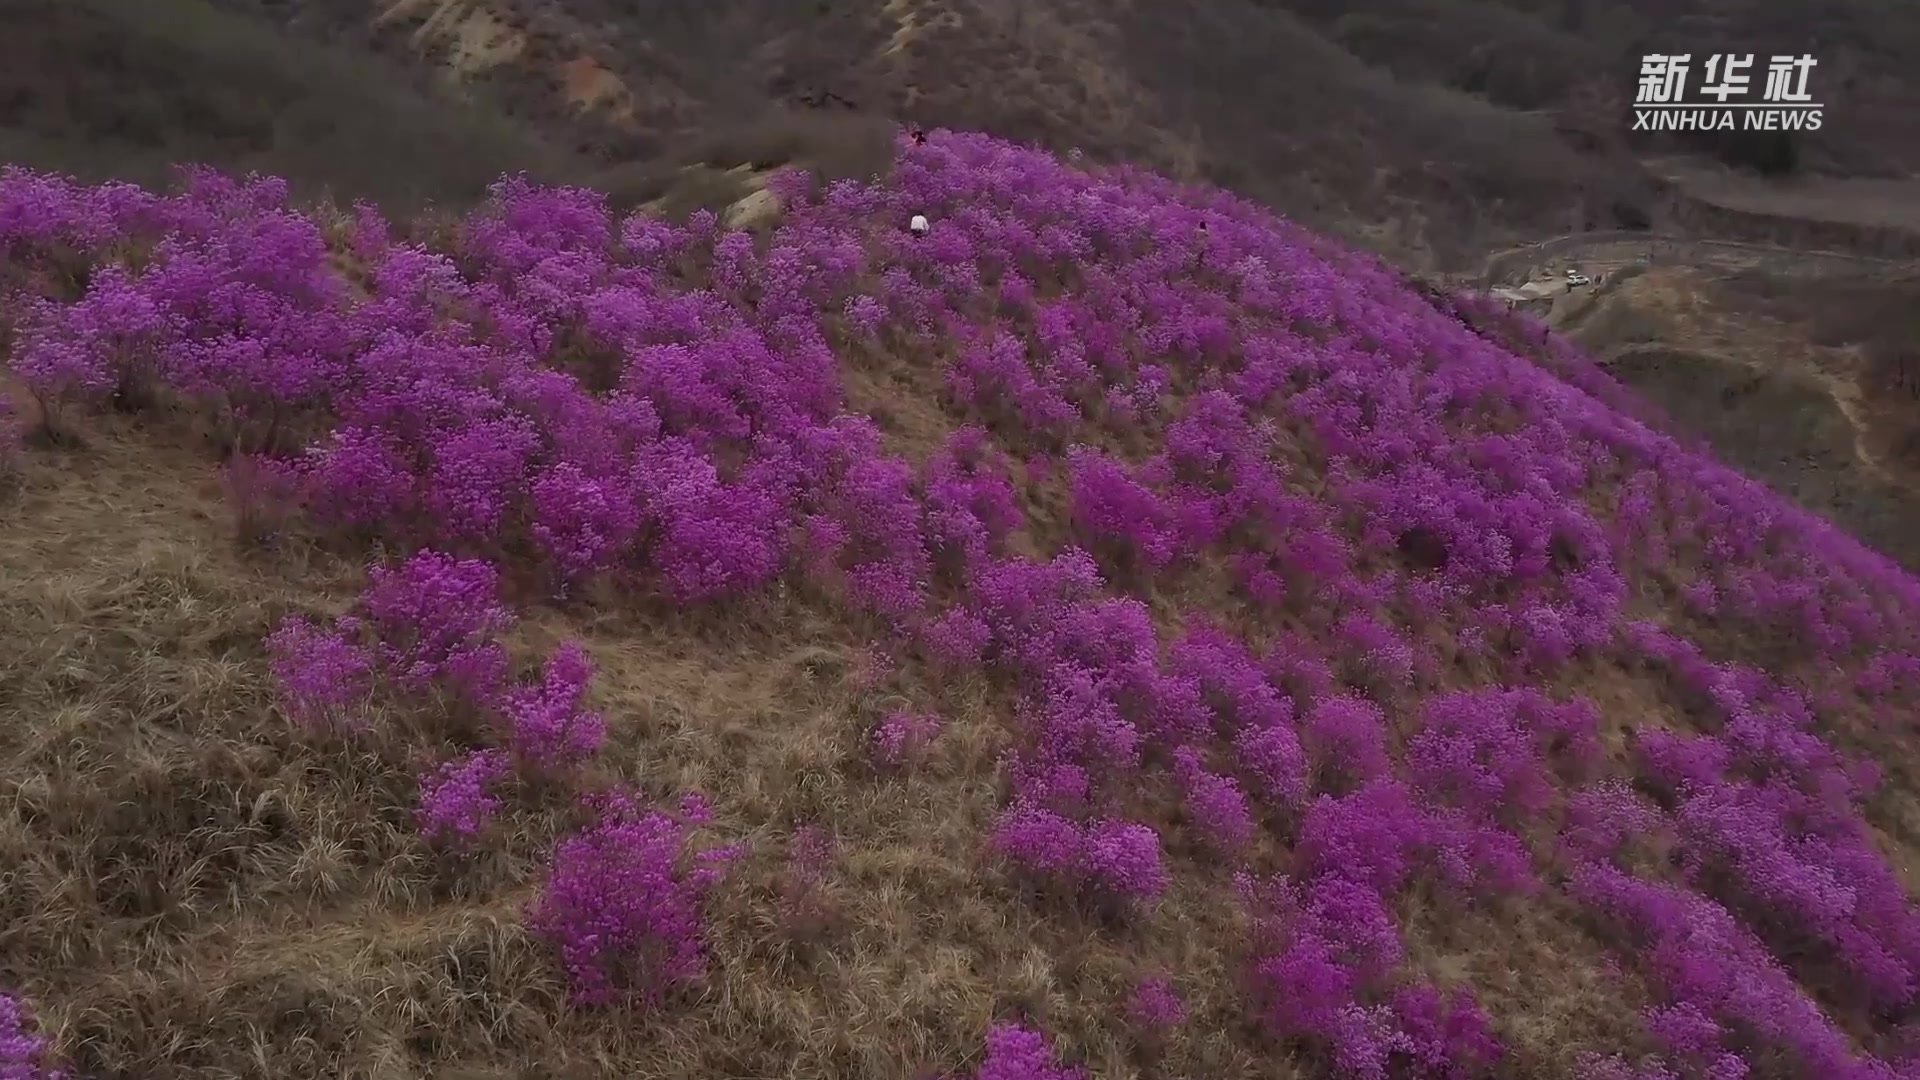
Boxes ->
[8,0,1628,267]
[10,0,1919,271]
[187,0,1920,266]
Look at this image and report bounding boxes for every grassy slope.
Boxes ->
[1,4,1918,1078]
[0,0,594,209]
[209,0,1920,268]
[205,0,1648,268]
[0,406,1657,1080]
[3,156,1918,1080]
[21,0,1918,264]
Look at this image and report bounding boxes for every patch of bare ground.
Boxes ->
[1715,267,1920,489]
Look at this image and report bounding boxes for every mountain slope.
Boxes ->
[168,0,1635,266]
[184,0,1920,268]
[12,0,1917,270]
[5,131,1920,1080]
[0,0,595,208]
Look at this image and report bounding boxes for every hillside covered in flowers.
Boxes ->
[4,130,1920,1079]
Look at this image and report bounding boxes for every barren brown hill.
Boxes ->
[195,0,1920,267]
[10,0,1920,269]
[0,0,604,210]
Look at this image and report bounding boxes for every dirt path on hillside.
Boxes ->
[1647,158,1920,233]
[1467,231,1912,289]
[1468,230,1920,530]
[1599,269,1910,492]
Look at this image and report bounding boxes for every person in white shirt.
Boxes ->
[909,214,930,237]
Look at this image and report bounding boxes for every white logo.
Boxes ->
[1762,54,1817,102]
[1632,53,1824,132]
[1636,54,1692,104]
[1699,53,1751,102]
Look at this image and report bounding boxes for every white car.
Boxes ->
[1564,269,1592,287]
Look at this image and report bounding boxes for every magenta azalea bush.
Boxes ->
[870,709,942,768]
[416,748,512,846]
[0,994,63,1080]
[973,1022,1085,1080]
[524,792,742,1009]
[11,128,1920,1074]
[1126,975,1186,1036]
[990,801,1170,907]
[500,642,606,768]
[265,613,375,731]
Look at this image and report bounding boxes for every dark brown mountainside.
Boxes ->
[11,0,1920,269]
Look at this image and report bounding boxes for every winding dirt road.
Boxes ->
[1465,230,1913,289]
[1461,230,1919,496]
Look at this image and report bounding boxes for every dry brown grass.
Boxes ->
[0,393,1856,1079]
[0,412,1291,1078]
[0,384,1728,1080]
[207,0,1676,270]
[0,0,595,210]
[1594,266,1920,571]
[7,6,1920,1067]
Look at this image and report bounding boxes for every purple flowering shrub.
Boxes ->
[919,606,993,670]
[0,994,64,1080]
[1301,695,1392,795]
[801,425,933,622]
[499,642,606,768]
[1126,975,1185,1037]
[1240,872,1502,1079]
[525,791,743,1008]
[11,268,170,423]
[990,802,1170,908]
[268,549,609,787]
[1066,448,1185,572]
[1406,688,1588,827]
[416,748,512,846]
[1615,625,1920,1015]
[870,709,943,769]
[0,166,155,267]
[1171,746,1256,854]
[358,551,514,703]
[1568,862,1886,1078]
[266,613,376,731]
[973,1023,1085,1080]
[285,572,468,756]
[921,426,1024,593]
[15,125,1920,1074]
